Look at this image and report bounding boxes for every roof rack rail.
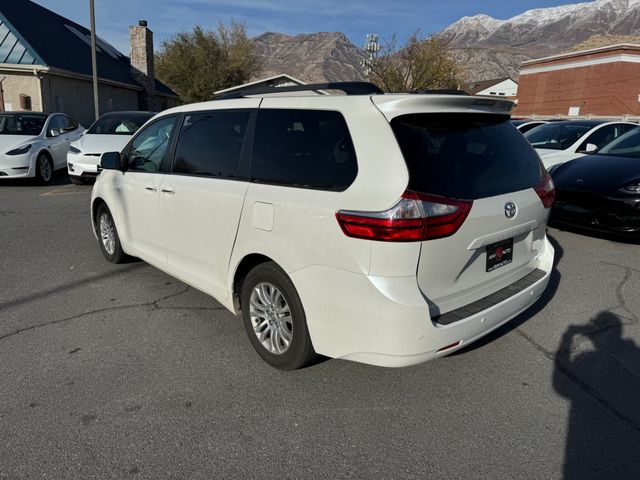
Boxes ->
[411,89,470,96]
[216,81,384,100]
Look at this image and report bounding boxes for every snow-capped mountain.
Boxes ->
[443,0,640,55]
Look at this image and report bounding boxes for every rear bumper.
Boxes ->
[67,153,100,177]
[291,236,554,368]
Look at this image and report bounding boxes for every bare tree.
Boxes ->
[368,32,465,93]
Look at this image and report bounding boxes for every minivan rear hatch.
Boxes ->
[382,105,551,318]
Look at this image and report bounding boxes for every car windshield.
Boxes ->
[524,122,593,150]
[0,113,47,136]
[87,113,153,135]
[598,126,640,158]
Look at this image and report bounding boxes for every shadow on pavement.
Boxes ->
[0,262,143,312]
[0,170,72,187]
[553,312,640,479]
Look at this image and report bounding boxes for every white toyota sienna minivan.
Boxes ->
[91,82,555,370]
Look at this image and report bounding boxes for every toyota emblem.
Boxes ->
[505,202,517,219]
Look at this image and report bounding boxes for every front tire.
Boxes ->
[240,262,316,370]
[35,153,53,185]
[96,203,126,264]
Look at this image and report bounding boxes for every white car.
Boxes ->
[67,111,155,184]
[91,83,555,370]
[525,120,638,170]
[0,112,83,184]
[511,119,548,134]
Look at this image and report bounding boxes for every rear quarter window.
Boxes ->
[391,113,544,199]
[251,109,357,191]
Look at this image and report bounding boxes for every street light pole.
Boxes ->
[89,0,99,120]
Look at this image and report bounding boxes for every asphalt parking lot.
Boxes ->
[1,175,639,480]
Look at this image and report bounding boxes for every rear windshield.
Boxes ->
[391,114,544,200]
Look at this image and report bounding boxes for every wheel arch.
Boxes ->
[35,148,53,175]
[231,253,277,313]
[36,148,53,162]
[91,197,107,236]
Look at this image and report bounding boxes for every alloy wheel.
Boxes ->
[99,212,116,255]
[249,282,293,355]
[38,156,52,183]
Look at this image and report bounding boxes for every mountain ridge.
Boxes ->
[251,1,640,86]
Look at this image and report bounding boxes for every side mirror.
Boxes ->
[100,151,123,171]
[580,143,598,154]
[585,143,598,153]
[49,128,61,138]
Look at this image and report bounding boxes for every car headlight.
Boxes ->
[623,181,640,193]
[69,145,82,154]
[6,144,32,156]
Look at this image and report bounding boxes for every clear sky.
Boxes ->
[34,0,586,54]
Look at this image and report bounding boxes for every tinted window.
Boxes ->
[391,114,544,200]
[252,109,357,190]
[60,115,78,132]
[173,111,250,178]
[0,113,46,135]
[128,116,176,173]
[47,115,65,135]
[524,122,593,150]
[88,113,153,135]
[578,124,636,152]
[598,127,640,157]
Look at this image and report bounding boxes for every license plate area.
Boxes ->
[486,238,513,272]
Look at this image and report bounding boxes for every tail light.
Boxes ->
[534,174,555,208]
[336,191,473,242]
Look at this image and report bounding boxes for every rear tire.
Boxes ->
[96,203,126,264]
[70,176,84,185]
[240,262,316,370]
[35,153,53,185]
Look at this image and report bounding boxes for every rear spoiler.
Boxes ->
[371,94,514,121]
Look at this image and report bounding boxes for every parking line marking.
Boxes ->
[40,186,84,197]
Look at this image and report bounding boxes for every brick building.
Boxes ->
[515,44,640,117]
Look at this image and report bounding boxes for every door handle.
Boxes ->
[145,185,158,192]
[161,186,175,194]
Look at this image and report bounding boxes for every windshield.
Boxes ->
[87,113,153,135]
[524,122,592,150]
[598,127,640,158]
[0,114,46,136]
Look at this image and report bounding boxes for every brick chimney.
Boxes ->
[130,20,156,110]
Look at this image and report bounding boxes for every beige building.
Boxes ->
[0,1,179,126]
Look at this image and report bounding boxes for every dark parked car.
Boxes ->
[550,127,640,239]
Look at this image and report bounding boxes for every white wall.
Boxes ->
[476,79,518,97]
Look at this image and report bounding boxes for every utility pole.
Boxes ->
[90,0,99,120]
